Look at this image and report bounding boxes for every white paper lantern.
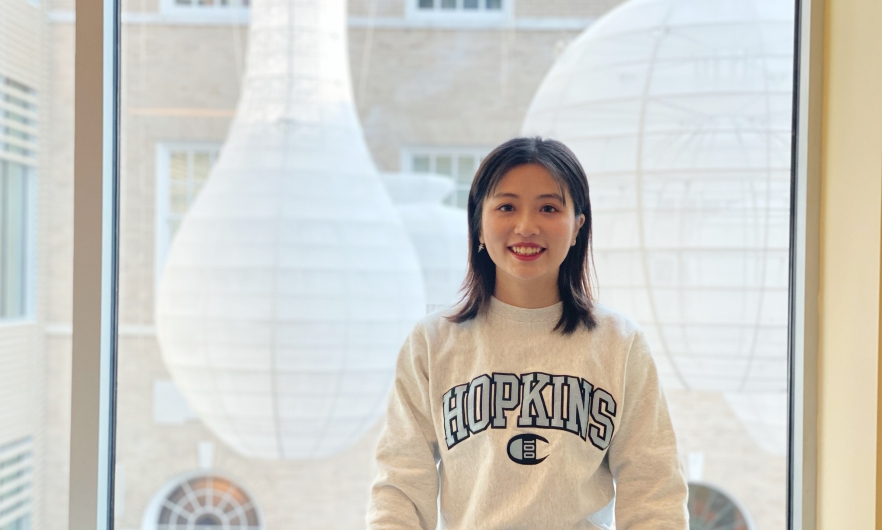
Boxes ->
[155,0,426,459]
[382,173,469,311]
[523,0,794,396]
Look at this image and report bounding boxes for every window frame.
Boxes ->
[404,0,512,22]
[401,145,491,208]
[140,471,265,530]
[67,0,823,529]
[69,0,120,524]
[788,0,822,527]
[157,0,249,20]
[153,142,221,290]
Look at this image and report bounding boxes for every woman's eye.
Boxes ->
[497,204,514,212]
[541,205,558,213]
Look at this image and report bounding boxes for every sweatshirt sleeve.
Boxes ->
[608,331,689,529]
[366,323,440,530]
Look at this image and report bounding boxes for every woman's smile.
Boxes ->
[508,242,546,260]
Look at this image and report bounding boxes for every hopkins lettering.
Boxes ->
[441,371,617,450]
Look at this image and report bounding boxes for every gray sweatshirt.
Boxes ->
[367,297,688,529]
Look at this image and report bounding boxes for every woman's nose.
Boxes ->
[514,212,540,237]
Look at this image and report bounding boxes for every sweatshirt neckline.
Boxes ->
[488,296,563,323]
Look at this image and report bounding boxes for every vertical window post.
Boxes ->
[70,0,120,524]
[789,0,822,528]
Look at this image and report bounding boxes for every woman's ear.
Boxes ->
[572,214,586,245]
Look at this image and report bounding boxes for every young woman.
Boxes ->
[367,137,688,529]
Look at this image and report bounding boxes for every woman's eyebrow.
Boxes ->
[492,192,564,201]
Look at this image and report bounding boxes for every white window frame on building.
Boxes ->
[154,142,220,289]
[141,471,263,530]
[406,0,511,21]
[158,0,249,19]
[0,75,38,323]
[401,146,490,208]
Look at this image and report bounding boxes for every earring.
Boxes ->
[478,242,485,252]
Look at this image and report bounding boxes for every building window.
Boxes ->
[159,0,249,17]
[0,76,37,321]
[0,438,33,528]
[687,483,754,530]
[169,0,249,8]
[156,476,261,530]
[0,162,32,320]
[403,147,489,208]
[416,0,502,11]
[155,143,219,285]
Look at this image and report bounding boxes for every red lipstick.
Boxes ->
[507,242,546,261]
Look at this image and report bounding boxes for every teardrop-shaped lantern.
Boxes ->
[156,0,426,459]
[382,173,468,311]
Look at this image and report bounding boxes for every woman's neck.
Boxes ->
[493,271,561,309]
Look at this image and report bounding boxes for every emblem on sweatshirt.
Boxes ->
[507,433,549,465]
[441,371,617,452]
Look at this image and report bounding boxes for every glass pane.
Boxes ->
[1,0,73,527]
[169,152,188,182]
[118,0,796,529]
[1,163,26,317]
[456,155,475,184]
[168,218,182,241]
[169,183,189,214]
[456,188,469,209]
[412,155,430,172]
[435,155,452,175]
[192,152,211,184]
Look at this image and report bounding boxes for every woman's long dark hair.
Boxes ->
[448,136,597,334]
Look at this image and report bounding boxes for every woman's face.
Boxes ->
[480,163,584,288]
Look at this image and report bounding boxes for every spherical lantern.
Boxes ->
[155,0,426,459]
[522,0,794,395]
[382,173,469,311]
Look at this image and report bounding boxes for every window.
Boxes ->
[154,476,261,530]
[0,162,32,320]
[115,0,806,528]
[416,0,503,12]
[159,0,249,17]
[403,147,490,208]
[0,438,33,528]
[0,76,37,321]
[408,0,510,22]
[687,483,754,530]
[154,143,219,285]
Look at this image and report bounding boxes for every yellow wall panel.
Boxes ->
[818,0,882,527]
